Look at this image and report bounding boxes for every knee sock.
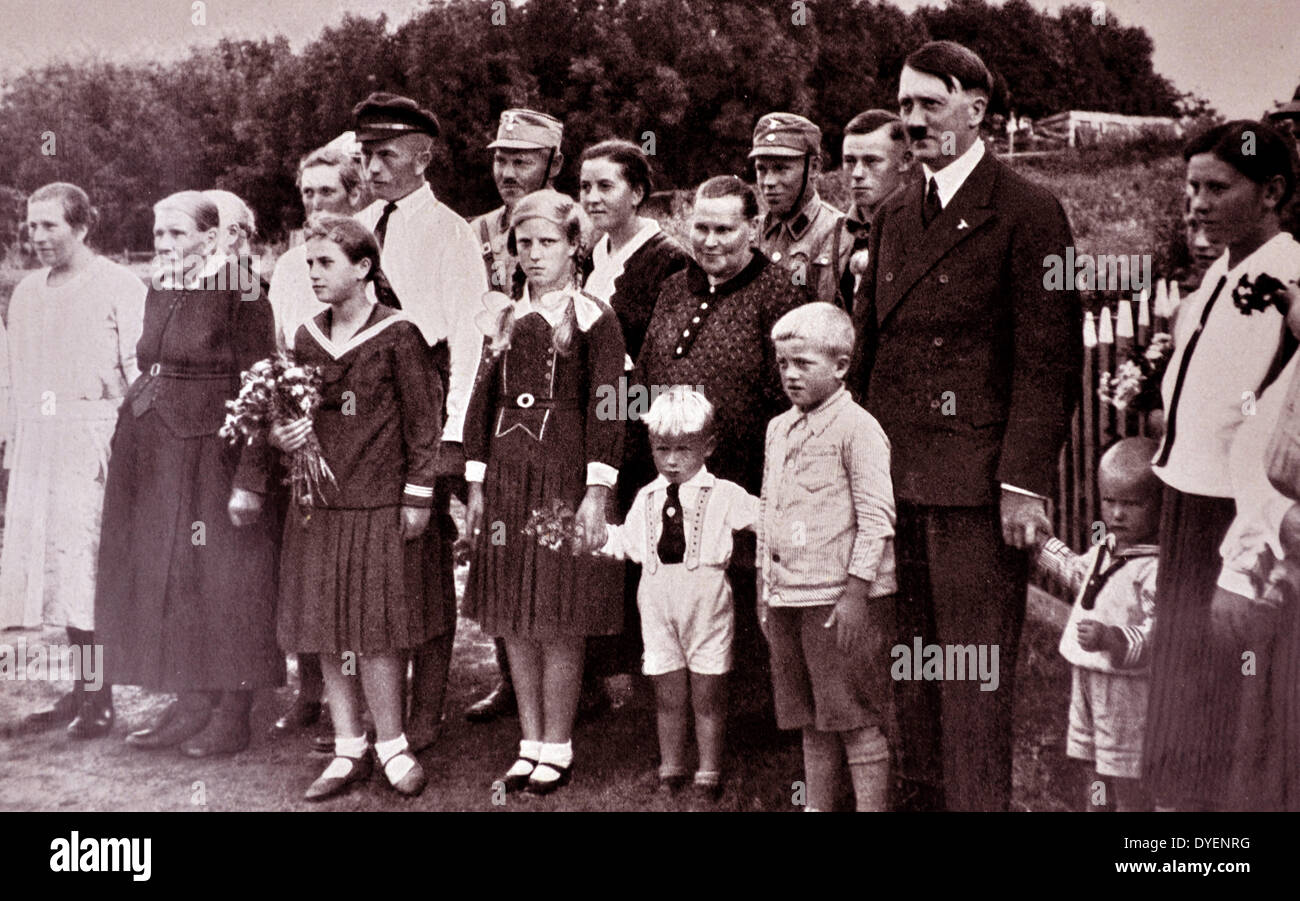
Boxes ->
[532,740,573,783]
[802,728,842,812]
[843,726,890,812]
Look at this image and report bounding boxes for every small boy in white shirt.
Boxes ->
[592,386,758,800]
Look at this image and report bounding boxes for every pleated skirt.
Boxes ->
[1142,486,1236,807]
[463,438,623,641]
[278,505,443,654]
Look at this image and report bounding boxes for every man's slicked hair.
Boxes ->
[844,110,906,144]
[904,40,993,97]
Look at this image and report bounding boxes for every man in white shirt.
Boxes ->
[353,92,489,752]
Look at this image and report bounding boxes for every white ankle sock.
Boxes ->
[335,734,369,759]
[507,740,543,779]
[532,740,573,782]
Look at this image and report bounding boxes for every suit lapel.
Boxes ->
[876,152,1001,326]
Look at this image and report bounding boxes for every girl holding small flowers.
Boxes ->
[273,214,444,800]
[462,189,627,795]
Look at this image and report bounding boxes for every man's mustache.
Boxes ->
[907,126,928,142]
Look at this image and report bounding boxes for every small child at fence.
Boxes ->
[758,302,897,812]
[1035,436,1161,812]
[592,386,758,801]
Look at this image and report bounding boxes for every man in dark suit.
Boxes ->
[849,41,1081,811]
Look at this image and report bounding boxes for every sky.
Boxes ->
[0,0,1296,119]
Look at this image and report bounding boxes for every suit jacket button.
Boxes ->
[930,398,941,410]
[933,337,944,347]
[938,274,949,284]
[885,272,894,282]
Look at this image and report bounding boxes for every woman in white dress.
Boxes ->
[0,182,146,738]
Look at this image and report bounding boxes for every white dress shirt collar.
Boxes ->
[586,218,661,303]
[647,464,716,495]
[922,136,986,209]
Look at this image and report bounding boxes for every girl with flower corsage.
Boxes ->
[1144,119,1300,811]
[462,189,627,796]
[272,214,444,801]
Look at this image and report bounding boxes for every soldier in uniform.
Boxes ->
[750,112,852,308]
[463,109,564,724]
[469,109,564,298]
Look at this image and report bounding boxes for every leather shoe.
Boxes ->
[126,703,211,750]
[525,761,573,795]
[271,695,322,735]
[23,690,81,730]
[67,692,114,740]
[180,709,250,758]
[305,754,373,802]
[382,750,427,797]
[465,680,515,723]
[502,757,538,793]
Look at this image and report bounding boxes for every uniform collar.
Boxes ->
[922,137,985,208]
[763,191,827,243]
[685,250,768,297]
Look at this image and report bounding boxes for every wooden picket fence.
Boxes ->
[1041,279,1183,596]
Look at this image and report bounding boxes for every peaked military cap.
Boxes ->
[487,109,564,151]
[748,112,822,159]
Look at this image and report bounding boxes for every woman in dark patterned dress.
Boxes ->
[463,189,626,795]
[95,191,281,757]
[274,215,443,800]
[634,175,806,724]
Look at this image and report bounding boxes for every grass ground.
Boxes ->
[0,144,1162,811]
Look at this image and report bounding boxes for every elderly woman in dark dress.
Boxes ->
[633,175,806,718]
[95,191,282,757]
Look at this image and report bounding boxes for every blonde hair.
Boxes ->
[642,386,716,439]
[771,302,856,358]
[490,189,591,359]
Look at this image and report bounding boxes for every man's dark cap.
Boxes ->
[352,92,440,141]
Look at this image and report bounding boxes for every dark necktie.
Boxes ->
[658,483,685,564]
[374,201,398,249]
[922,177,942,228]
[1153,275,1227,467]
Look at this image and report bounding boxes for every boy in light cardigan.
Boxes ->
[758,302,897,811]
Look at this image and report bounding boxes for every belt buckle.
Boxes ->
[149,363,162,376]
[516,392,535,409]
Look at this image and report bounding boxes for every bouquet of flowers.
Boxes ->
[1098,332,1174,413]
[1231,272,1291,316]
[220,355,336,507]
[522,498,587,552]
